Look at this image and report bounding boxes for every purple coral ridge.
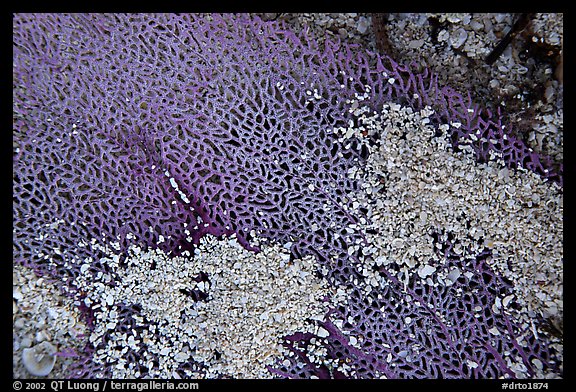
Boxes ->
[272,234,559,378]
[13,13,561,378]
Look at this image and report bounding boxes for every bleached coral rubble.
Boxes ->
[69,235,342,378]
[335,99,562,377]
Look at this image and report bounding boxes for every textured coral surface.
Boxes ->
[13,13,562,378]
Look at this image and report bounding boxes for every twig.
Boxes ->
[485,13,534,65]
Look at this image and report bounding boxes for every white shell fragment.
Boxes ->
[451,28,468,48]
[418,264,437,279]
[317,326,330,338]
[22,341,57,377]
[446,268,461,284]
[356,16,369,34]
[488,327,501,336]
[502,294,514,308]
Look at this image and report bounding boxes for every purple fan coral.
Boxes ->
[13,13,562,378]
